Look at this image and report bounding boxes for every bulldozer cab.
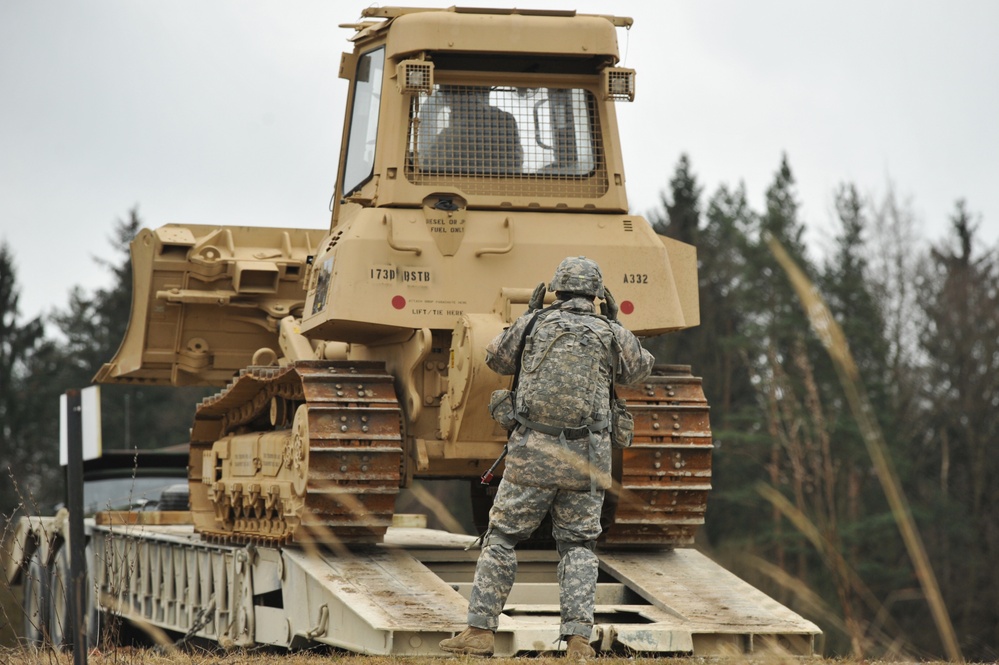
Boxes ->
[333,7,636,217]
[299,7,698,344]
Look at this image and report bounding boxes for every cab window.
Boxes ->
[407,84,606,198]
[342,47,386,196]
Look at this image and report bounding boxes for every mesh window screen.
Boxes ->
[406,84,608,198]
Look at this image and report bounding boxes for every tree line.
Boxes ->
[2,155,997,659]
[647,154,998,661]
[0,211,209,529]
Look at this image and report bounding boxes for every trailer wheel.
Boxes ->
[84,543,102,649]
[47,543,99,649]
[22,547,49,645]
[48,546,70,648]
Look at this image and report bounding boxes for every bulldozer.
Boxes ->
[95,5,711,550]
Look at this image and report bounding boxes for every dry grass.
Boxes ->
[0,647,966,665]
[768,238,962,662]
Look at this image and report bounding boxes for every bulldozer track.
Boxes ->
[601,364,712,547]
[472,364,712,550]
[189,360,404,546]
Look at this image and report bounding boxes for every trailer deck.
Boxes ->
[88,521,819,656]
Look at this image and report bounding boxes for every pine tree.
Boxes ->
[863,184,926,514]
[753,153,813,346]
[913,201,999,658]
[644,161,766,567]
[646,159,758,429]
[0,244,44,445]
[650,153,701,246]
[696,183,772,550]
[731,155,829,602]
[821,185,890,381]
[52,211,140,384]
[812,184,911,653]
[819,184,894,478]
[697,183,757,419]
[646,154,704,366]
[0,243,60,523]
[51,209,210,450]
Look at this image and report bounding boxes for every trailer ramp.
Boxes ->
[90,523,818,656]
[411,538,819,656]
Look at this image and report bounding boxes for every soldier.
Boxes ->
[440,256,655,658]
[418,84,523,175]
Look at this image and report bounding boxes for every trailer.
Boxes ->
[9,508,819,656]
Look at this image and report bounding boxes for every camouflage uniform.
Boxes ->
[465,270,654,642]
[488,297,652,493]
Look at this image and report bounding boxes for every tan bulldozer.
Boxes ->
[96,6,711,549]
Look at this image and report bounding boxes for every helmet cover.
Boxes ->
[548,256,604,298]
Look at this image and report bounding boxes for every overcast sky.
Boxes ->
[2,1,997,324]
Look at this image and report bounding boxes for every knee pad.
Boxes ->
[482,528,518,550]
[557,539,596,558]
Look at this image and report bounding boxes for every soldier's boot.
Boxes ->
[439,626,494,656]
[566,635,596,659]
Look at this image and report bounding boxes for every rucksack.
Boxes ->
[515,309,615,431]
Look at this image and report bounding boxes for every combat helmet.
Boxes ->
[549,256,604,298]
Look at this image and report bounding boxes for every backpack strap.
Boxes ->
[511,302,560,392]
[481,303,560,485]
[512,413,609,439]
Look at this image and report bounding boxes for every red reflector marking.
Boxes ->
[620,300,635,315]
[392,295,406,310]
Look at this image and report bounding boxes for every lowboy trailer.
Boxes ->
[10,511,819,656]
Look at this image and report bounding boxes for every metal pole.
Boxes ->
[65,389,88,665]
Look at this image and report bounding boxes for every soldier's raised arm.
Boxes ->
[485,314,534,376]
[612,324,655,386]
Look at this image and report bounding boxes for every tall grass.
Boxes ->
[768,236,962,662]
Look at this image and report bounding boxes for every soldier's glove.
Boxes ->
[528,282,547,312]
[601,287,619,320]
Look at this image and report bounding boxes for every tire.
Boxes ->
[48,546,70,649]
[85,543,101,649]
[48,543,99,650]
[22,547,48,646]
[157,484,190,511]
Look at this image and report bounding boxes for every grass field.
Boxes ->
[0,647,964,665]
